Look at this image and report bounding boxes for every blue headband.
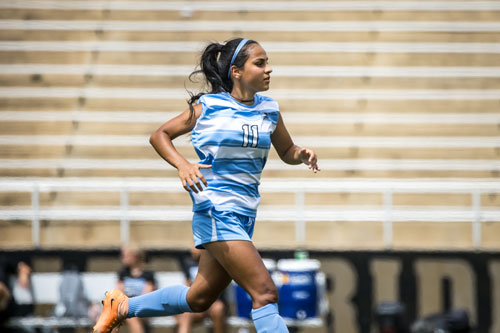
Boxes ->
[227,38,249,78]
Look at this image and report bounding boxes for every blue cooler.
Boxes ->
[277,259,320,320]
[235,259,276,319]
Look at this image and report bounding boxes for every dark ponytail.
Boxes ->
[187,38,257,121]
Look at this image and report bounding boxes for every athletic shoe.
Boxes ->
[93,289,128,333]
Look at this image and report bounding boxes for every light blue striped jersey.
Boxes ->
[190,92,280,217]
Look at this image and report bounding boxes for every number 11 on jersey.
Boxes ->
[242,124,259,148]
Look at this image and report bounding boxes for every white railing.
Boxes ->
[1,178,500,249]
[2,1,500,11]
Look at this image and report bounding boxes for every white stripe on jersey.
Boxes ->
[201,168,261,185]
[194,116,277,135]
[201,145,268,162]
[209,208,217,242]
[195,190,261,209]
[201,94,279,113]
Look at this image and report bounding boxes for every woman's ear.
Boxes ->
[231,66,242,80]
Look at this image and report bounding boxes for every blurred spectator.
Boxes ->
[0,256,34,330]
[176,247,227,333]
[55,263,89,319]
[11,261,34,317]
[117,245,156,333]
[376,301,407,333]
[0,257,12,328]
[411,310,471,333]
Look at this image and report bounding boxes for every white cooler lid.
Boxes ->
[277,259,321,272]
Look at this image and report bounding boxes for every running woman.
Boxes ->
[93,38,320,333]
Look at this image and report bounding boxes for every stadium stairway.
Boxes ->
[0,1,499,251]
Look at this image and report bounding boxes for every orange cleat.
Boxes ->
[93,289,129,333]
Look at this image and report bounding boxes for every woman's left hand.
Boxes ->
[298,148,320,173]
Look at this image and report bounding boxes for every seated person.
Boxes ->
[176,247,227,333]
[11,261,34,317]
[0,257,34,330]
[117,245,156,333]
[0,259,12,328]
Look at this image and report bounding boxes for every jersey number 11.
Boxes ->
[242,124,259,148]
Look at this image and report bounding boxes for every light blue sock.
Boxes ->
[127,285,192,318]
[251,303,289,333]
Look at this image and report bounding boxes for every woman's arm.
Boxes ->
[149,104,211,192]
[271,113,320,172]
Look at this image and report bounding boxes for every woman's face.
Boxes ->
[121,248,138,266]
[237,43,272,93]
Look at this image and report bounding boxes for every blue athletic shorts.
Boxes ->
[192,207,256,249]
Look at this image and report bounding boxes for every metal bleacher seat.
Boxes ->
[1,3,499,333]
[0,1,499,252]
[1,177,499,251]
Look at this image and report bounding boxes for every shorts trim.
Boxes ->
[209,208,217,242]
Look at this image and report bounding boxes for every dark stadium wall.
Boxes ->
[2,249,499,333]
[309,251,497,333]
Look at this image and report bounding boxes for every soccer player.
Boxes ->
[93,38,320,333]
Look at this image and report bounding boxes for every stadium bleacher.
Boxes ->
[1,2,500,332]
[0,0,499,251]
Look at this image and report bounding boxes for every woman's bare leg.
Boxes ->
[203,240,277,308]
[202,241,289,332]
[186,248,232,312]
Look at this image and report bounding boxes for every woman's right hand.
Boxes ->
[177,162,212,193]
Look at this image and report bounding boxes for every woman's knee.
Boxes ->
[251,283,278,307]
[187,286,219,313]
[187,296,215,313]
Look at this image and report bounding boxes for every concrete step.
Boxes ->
[1,119,498,136]
[2,4,500,21]
[0,74,87,87]
[303,221,480,250]
[1,99,498,114]
[391,221,475,250]
[84,77,500,90]
[8,98,499,115]
[0,9,106,21]
[3,30,500,43]
[0,219,192,249]
[4,64,500,79]
[0,99,79,110]
[1,177,498,249]
[2,218,499,250]
[2,50,500,67]
[67,100,500,114]
[0,51,92,64]
[0,122,76,135]
[2,144,498,160]
[4,73,500,90]
[3,190,498,208]
[0,220,33,248]
[7,20,500,34]
[0,166,497,179]
[0,30,97,42]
